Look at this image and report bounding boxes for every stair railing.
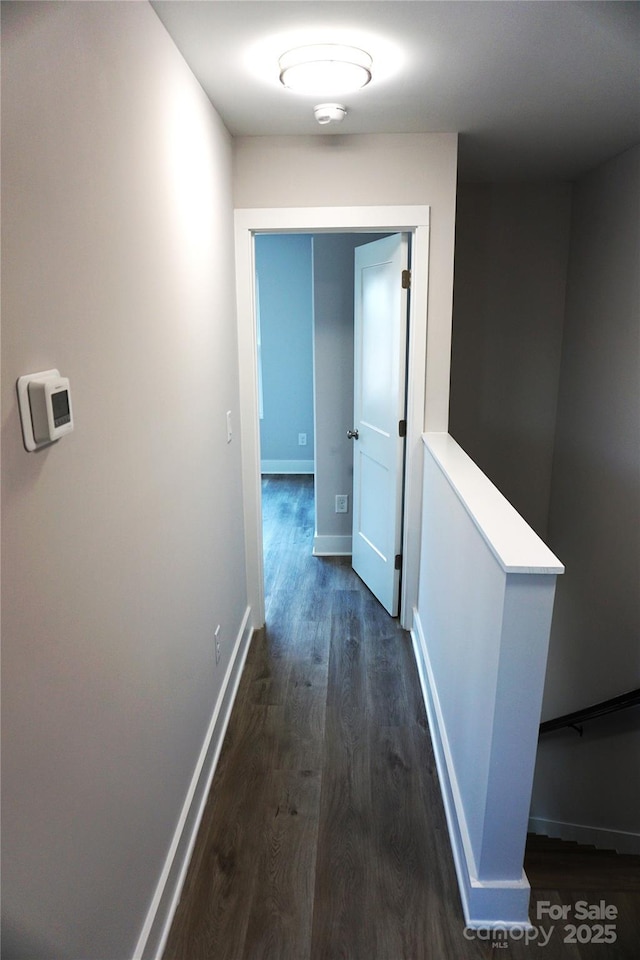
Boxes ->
[539,688,640,737]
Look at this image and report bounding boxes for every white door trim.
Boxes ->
[234,206,431,632]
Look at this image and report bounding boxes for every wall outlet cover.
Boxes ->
[335,494,349,514]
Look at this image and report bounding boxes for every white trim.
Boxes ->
[132,607,254,960]
[423,433,564,575]
[528,817,640,857]
[261,459,314,475]
[237,205,430,234]
[235,206,431,632]
[401,223,430,628]
[411,611,531,927]
[312,534,352,556]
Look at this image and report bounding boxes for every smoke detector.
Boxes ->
[314,103,347,126]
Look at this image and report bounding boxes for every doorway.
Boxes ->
[234,206,431,633]
[255,232,397,557]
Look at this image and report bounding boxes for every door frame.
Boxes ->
[234,205,430,632]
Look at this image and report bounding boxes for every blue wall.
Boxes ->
[255,234,314,471]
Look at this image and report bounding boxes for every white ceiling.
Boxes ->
[151,1,640,181]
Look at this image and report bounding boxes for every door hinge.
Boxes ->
[398,419,407,438]
[395,554,403,571]
[401,269,411,289]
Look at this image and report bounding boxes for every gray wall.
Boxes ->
[233,133,459,432]
[449,184,572,538]
[312,235,389,551]
[255,234,314,472]
[530,145,640,853]
[449,150,640,852]
[542,144,640,717]
[1,4,247,958]
[313,235,356,549]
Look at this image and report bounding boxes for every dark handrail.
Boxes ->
[539,688,640,736]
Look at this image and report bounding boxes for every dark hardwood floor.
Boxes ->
[163,475,638,959]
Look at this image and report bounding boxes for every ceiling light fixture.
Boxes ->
[279,44,372,95]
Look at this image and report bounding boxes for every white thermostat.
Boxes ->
[17,369,74,451]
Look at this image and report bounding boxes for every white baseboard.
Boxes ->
[132,606,254,960]
[261,459,314,475]
[411,610,531,928]
[528,817,640,857]
[312,534,352,556]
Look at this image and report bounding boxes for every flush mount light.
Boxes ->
[279,44,372,95]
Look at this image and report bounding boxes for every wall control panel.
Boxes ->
[17,369,74,451]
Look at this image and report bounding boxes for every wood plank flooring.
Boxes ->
[163,475,638,960]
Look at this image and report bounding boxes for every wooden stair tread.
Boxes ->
[525,833,640,891]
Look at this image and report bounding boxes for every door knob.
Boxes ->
[347,428,359,440]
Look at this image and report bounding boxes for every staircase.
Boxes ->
[525,833,640,891]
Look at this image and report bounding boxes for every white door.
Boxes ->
[351,234,409,616]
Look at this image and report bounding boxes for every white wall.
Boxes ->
[531,145,640,853]
[449,184,572,539]
[414,434,562,925]
[233,133,458,431]
[1,4,247,958]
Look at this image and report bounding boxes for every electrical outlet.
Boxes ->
[298,432,307,446]
[215,625,221,664]
[226,411,232,444]
[335,494,349,514]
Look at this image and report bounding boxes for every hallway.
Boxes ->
[163,476,637,959]
[164,474,474,958]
